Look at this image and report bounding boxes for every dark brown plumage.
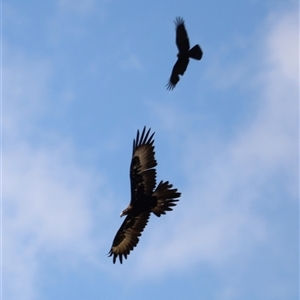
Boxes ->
[166,17,203,90]
[108,127,181,264]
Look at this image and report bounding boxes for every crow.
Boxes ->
[166,17,203,90]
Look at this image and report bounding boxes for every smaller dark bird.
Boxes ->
[166,17,203,90]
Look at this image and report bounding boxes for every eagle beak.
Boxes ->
[120,207,129,217]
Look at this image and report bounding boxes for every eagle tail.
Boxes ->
[152,181,180,217]
[189,44,203,60]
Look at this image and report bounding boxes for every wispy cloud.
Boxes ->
[3,145,99,300]
[2,50,104,300]
[121,54,144,72]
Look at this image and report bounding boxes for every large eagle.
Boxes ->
[166,17,203,90]
[108,127,181,264]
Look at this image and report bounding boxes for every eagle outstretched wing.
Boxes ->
[108,212,150,264]
[130,127,157,203]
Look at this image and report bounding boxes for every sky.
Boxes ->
[2,1,299,300]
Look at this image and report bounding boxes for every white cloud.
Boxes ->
[2,51,104,300]
[266,10,299,85]
[134,8,298,279]
[121,54,144,72]
[3,143,100,300]
[3,51,53,139]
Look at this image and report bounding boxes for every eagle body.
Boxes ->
[108,127,181,264]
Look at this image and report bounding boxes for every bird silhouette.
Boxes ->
[108,127,181,264]
[166,17,203,90]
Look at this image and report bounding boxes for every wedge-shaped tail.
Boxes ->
[152,181,181,217]
[189,44,203,60]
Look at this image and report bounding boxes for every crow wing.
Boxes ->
[166,57,189,90]
[130,127,157,204]
[108,212,150,264]
[175,17,190,53]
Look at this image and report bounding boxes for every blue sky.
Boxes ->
[2,1,299,299]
